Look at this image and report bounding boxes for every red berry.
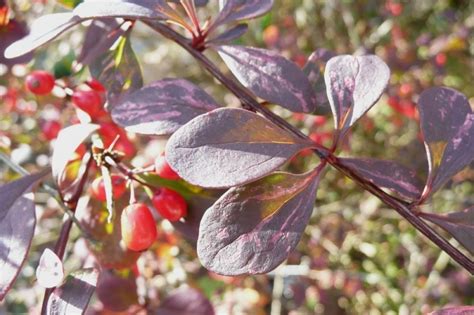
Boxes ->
[71,90,103,117]
[435,53,447,66]
[91,174,127,202]
[121,203,157,251]
[86,78,106,93]
[25,71,55,95]
[154,155,180,180]
[41,120,61,140]
[152,188,187,222]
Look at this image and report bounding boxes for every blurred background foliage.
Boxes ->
[0,0,473,314]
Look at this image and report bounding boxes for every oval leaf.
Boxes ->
[166,108,312,188]
[430,306,474,315]
[0,20,33,66]
[197,170,321,275]
[215,0,273,26]
[154,287,215,315]
[4,13,84,59]
[417,87,473,194]
[111,78,220,135]
[339,157,423,200]
[421,207,474,255]
[324,54,390,130]
[208,24,248,45]
[46,268,99,315]
[36,248,64,289]
[0,171,48,300]
[73,0,169,20]
[217,45,317,113]
[51,124,99,180]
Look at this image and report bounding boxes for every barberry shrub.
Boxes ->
[0,0,473,314]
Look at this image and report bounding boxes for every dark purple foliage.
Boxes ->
[197,170,321,275]
[154,287,214,315]
[421,207,474,255]
[166,108,313,188]
[111,78,220,135]
[46,269,99,314]
[324,54,390,131]
[417,87,474,194]
[207,24,249,45]
[0,20,33,66]
[214,0,273,26]
[217,45,318,113]
[0,170,48,300]
[339,158,423,200]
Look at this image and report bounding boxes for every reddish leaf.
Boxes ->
[217,45,317,113]
[208,24,248,45]
[197,170,322,275]
[0,19,33,67]
[421,207,474,255]
[324,54,390,131]
[111,79,219,135]
[339,157,423,200]
[429,306,474,315]
[77,18,126,66]
[4,13,84,59]
[0,170,48,300]
[214,0,273,26]
[73,0,169,20]
[154,287,214,315]
[46,268,99,315]
[166,108,312,188]
[417,87,473,194]
[51,124,99,181]
[302,49,336,115]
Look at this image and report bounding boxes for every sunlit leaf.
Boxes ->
[46,268,99,315]
[90,35,143,106]
[214,0,273,26]
[324,54,390,131]
[208,24,248,45]
[154,287,215,315]
[0,20,33,67]
[429,306,474,315]
[51,124,99,180]
[73,0,169,20]
[4,13,84,59]
[166,108,313,188]
[421,207,474,255]
[339,157,423,200]
[197,169,322,275]
[217,45,317,113]
[111,78,220,135]
[0,171,48,300]
[36,249,64,289]
[417,87,473,194]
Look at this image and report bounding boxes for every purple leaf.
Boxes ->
[169,0,209,6]
[0,20,33,67]
[0,170,48,300]
[51,124,99,181]
[166,108,312,188]
[154,287,214,315]
[324,55,390,131]
[339,157,423,200]
[90,35,143,105]
[197,170,322,275]
[111,78,220,135]
[429,306,474,315]
[421,207,474,255]
[302,49,336,115]
[4,13,84,59]
[217,45,317,113]
[417,87,473,194]
[207,24,248,45]
[77,18,126,66]
[46,268,99,314]
[214,0,273,26]
[73,0,169,20]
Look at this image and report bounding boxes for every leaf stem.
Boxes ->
[146,22,474,275]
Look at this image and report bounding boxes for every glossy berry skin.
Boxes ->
[91,174,127,202]
[121,203,157,251]
[152,188,187,222]
[41,120,61,140]
[154,155,180,180]
[25,71,55,95]
[86,78,106,93]
[71,90,103,117]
